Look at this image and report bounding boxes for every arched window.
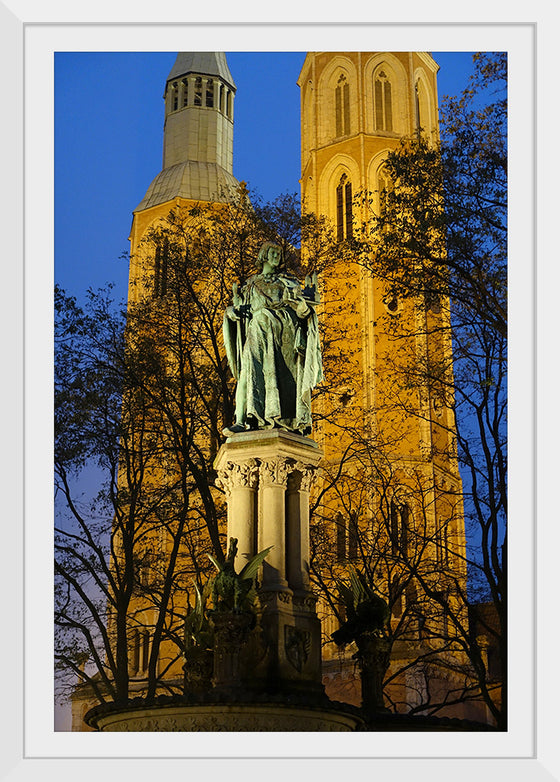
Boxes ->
[171,82,179,112]
[140,550,152,587]
[182,78,188,107]
[205,78,214,107]
[377,164,393,217]
[415,79,429,135]
[194,76,202,106]
[335,73,350,137]
[219,83,224,112]
[435,518,449,567]
[335,512,359,561]
[390,500,409,556]
[336,174,353,242]
[131,629,140,674]
[141,630,150,672]
[390,576,403,617]
[336,513,346,562]
[374,69,393,132]
[153,238,169,298]
[348,513,359,559]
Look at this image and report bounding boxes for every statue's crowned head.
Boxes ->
[256,241,283,270]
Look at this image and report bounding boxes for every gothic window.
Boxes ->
[140,550,152,587]
[336,174,353,242]
[131,629,140,674]
[335,512,359,561]
[153,238,169,298]
[401,504,410,554]
[335,73,350,137]
[141,630,150,671]
[171,82,179,112]
[348,513,359,559]
[390,576,403,617]
[226,89,232,119]
[336,513,346,562]
[194,76,202,106]
[182,78,188,107]
[206,79,214,107]
[377,165,393,216]
[435,590,449,638]
[417,613,428,639]
[435,518,449,567]
[390,500,398,555]
[390,500,409,556]
[415,79,429,136]
[405,580,417,609]
[219,83,224,112]
[374,69,393,132]
[442,602,449,639]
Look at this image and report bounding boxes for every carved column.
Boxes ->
[214,431,324,693]
[211,611,254,692]
[215,459,259,567]
[286,463,316,591]
[258,458,290,589]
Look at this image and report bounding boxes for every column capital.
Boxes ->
[216,458,259,495]
[259,457,292,488]
[287,462,317,493]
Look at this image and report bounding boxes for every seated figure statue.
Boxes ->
[223,241,323,436]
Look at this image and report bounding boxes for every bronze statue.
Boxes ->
[208,537,272,613]
[223,242,322,436]
[331,567,390,647]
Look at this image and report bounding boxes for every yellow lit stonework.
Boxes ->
[298,53,474,717]
[70,52,486,729]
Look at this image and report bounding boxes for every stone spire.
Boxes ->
[136,51,239,210]
[165,52,235,89]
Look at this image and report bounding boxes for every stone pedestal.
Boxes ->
[211,611,254,692]
[87,699,363,732]
[355,635,391,715]
[214,430,323,693]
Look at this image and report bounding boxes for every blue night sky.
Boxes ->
[54,51,476,303]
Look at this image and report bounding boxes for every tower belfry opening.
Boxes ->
[136,51,239,212]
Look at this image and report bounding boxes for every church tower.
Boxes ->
[298,52,439,216]
[298,54,451,466]
[298,53,470,713]
[71,53,243,731]
[128,52,240,301]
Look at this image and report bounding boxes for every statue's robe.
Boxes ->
[223,272,323,433]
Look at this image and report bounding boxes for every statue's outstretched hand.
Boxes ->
[230,282,250,318]
[232,282,242,309]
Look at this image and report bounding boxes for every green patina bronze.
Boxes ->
[223,242,323,435]
[331,566,391,714]
[182,539,272,691]
[207,537,272,613]
[331,567,390,647]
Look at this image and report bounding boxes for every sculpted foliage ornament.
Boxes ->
[215,459,259,494]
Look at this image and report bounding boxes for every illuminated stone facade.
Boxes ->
[71,52,486,729]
